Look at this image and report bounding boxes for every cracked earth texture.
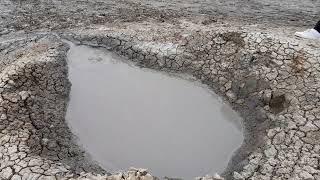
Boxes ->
[0,0,320,180]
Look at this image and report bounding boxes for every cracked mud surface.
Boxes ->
[0,0,320,180]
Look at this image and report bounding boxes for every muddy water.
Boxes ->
[66,43,243,179]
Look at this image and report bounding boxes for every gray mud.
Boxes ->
[66,43,243,179]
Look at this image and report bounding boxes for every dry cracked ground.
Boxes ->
[0,0,320,180]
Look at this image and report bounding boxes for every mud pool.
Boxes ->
[65,43,243,179]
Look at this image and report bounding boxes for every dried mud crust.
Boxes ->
[0,0,320,180]
[60,24,320,180]
[0,35,158,180]
[0,0,319,35]
[0,20,320,180]
[0,35,110,179]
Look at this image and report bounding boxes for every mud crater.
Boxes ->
[1,22,318,180]
[65,42,244,179]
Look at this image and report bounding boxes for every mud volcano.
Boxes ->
[66,42,243,179]
[0,1,319,177]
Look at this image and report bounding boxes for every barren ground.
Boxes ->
[0,0,320,180]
